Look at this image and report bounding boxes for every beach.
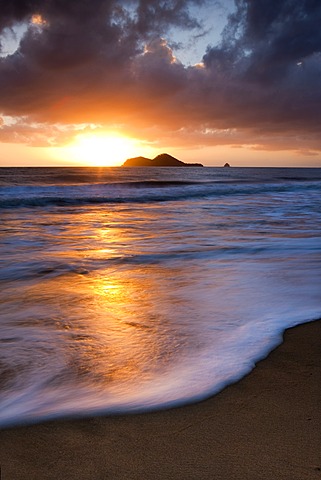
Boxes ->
[0,319,320,480]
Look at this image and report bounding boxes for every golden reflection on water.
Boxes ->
[85,266,177,386]
[22,261,190,394]
[6,205,202,396]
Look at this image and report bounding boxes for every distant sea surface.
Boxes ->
[1,166,320,427]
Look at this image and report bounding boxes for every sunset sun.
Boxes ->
[62,134,142,166]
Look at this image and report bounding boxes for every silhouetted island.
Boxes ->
[223,163,231,167]
[122,153,203,167]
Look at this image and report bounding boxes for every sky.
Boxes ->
[0,0,321,167]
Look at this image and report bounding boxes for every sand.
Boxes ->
[0,320,320,480]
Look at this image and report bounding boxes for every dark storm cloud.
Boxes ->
[216,0,321,82]
[0,0,43,30]
[199,0,321,148]
[0,0,321,153]
[0,0,202,116]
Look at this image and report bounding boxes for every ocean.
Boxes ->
[0,166,320,428]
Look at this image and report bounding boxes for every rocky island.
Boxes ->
[122,153,203,167]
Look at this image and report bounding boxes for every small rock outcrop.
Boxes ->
[122,153,203,167]
[223,163,231,167]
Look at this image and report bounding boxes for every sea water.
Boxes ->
[0,166,320,427]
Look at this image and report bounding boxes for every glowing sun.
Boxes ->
[62,134,141,166]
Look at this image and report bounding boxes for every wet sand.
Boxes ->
[0,320,320,480]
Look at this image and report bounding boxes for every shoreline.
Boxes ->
[0,319,320,479]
